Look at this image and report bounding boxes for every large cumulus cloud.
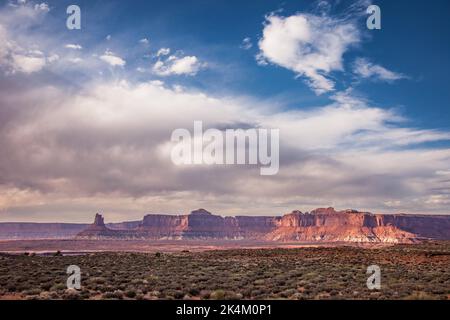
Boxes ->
[0,0,449,222]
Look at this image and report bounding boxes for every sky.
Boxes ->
[0,0,449,222]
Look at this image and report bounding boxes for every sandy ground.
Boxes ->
[0,239,390,254]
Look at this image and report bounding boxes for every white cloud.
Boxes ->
[153,55,204,76]
[11,52,46,73]
[156,47,170,57]
[65,43,82,50]
[0,25,11,61]
[47,53,59,62]
[258,13,359,94]
[0,0,449,219]
[353,58,406,81]
[34,2,49,12]
[99,50,126,67]
[0,25,49,73]
[240,37,252,50]
[68,57,82,64]
[0,2,55,74]
[139,38,149,45]
[1,80,450,218]
[149,80,164,86]
[4,0,49,22]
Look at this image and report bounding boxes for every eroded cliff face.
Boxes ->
[266,209,419,243]
[76,208,450,243]
[77,213,119,238]
[366,214,450,240]
[134,209,280,239]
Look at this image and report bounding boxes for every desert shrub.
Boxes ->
[113,290,124,299]
[51,283,67,291]
[23,288,42,295]
[172,290,185,299]
[404,291,438,300]
[90,277,106,284]
[280,289,296,298]
[199,290,211,299]
[125,290,136,298]
[188,288,200,296]
[63,289,80,300]
[40,283,52,291]
[135,293,144,300]
[210,289,225,300]
[7,285,17,292]
[79,290,91,299]
[103,292,115,299]
[225,292,243,300]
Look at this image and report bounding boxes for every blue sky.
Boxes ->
[48,0,450,128]
[0,0,449,221]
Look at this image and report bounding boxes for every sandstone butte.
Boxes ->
[76,208,450,244]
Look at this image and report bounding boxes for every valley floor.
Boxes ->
[0,239,390,254]
[0,241,448,300]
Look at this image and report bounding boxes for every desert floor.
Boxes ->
[0,241,448,300]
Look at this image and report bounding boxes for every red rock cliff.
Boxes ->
[76,208,450,243]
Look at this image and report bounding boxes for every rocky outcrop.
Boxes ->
[75,208,450,243]
[4,208,445,243]
[77,214,138,239]
[77,214,109,238]
[266,209,418,243]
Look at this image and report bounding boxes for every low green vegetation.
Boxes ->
[0,242,448,300]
